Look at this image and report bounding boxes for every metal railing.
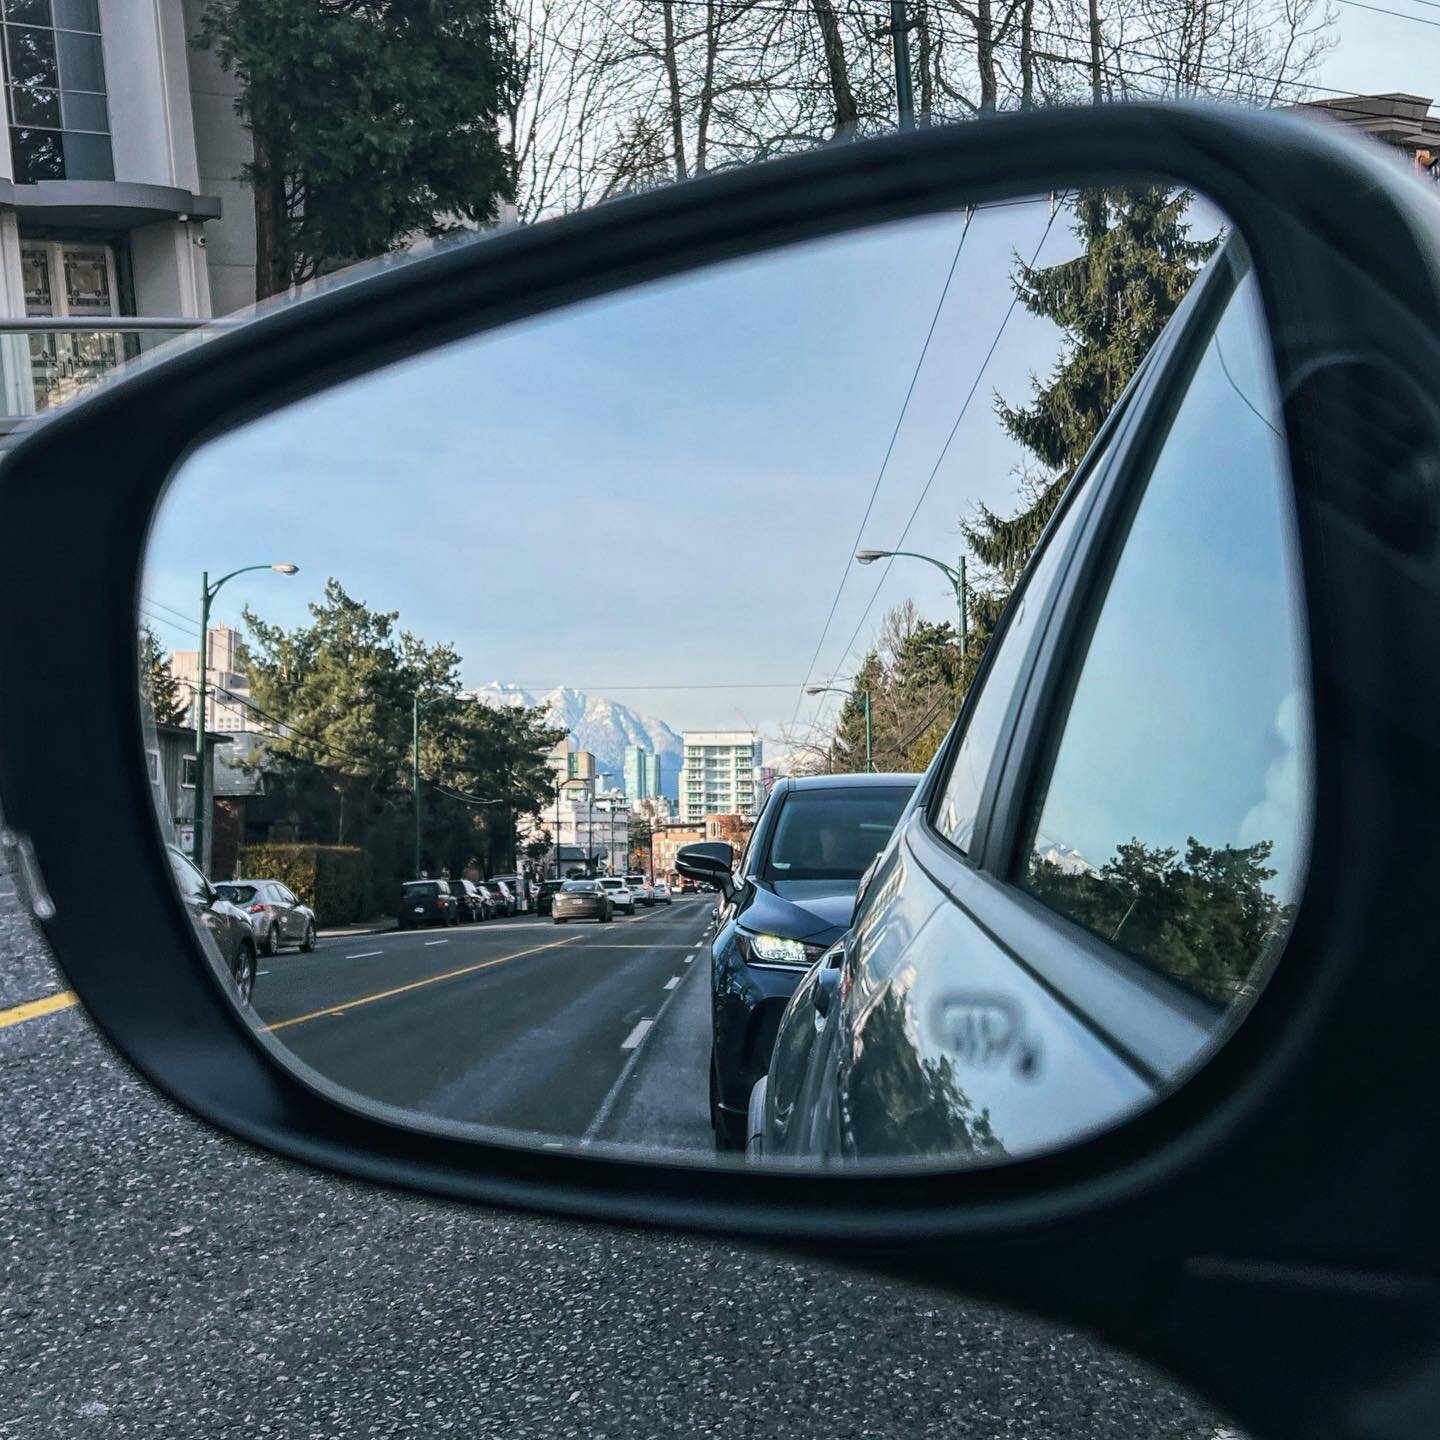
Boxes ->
[0,315,242,433]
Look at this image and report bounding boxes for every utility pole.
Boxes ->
[412,694,422,876]
[862,689,873,773]
[876,1,916,130]
[958,554,969,641]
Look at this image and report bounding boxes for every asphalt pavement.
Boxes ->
[252,900,715,1152]
[0,860,1235,1439]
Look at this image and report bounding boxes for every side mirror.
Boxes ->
[675,842,735,899]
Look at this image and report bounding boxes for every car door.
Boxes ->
[835,245,1307,1166]
[266,883,295,940]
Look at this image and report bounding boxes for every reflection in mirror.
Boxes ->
[139,184,1307,1171]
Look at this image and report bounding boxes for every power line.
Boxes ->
[1332,0,1440,24]
[819,194,1066,691]
[789,203,976,732]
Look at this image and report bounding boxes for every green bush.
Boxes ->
[238,843,368,925]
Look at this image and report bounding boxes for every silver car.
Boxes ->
[214,878,317,956]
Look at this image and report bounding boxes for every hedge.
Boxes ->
[237,844,367,925]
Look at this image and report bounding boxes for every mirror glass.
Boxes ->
[139,183,1309,1170]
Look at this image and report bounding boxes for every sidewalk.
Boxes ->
[316,918,398,939]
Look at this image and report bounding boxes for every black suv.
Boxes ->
[679,772,917,1150]
[398,879,457,929]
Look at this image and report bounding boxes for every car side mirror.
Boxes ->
[675,842,735,899]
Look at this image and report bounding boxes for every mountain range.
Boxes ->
[467,683,684,799]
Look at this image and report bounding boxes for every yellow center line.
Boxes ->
[0,990,78,1030]
[266,935,579,1033]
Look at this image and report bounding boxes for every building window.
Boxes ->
[21,238,120,410]
[3,0,113,183]
[180,754,197,789]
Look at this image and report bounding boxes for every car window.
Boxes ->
[168,850,210,903]
[216,883,256,905]
[404,882,442,898]
[1020,265,1307,1005]
[760,787,914,888]
[933,459,1098,855]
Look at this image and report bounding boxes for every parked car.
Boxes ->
[598,877,636,915]
[485,879,518,916]
[488,872,527,911]
[446,878,486,923]
[651,881,672,906]
[168,847,259,1004]
[534,879,565,916]
[749,239,1313,1168]
[625,872,654,906]
[471,883,501,920]
[398,879,458,929]
[215,877,317,955]
[679,772,918,1150]
[551,879,613,924]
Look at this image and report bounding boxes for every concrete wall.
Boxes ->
[182,0,255,313]
[101,0,201,191]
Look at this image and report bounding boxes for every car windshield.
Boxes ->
[215,884,257,904]
[761,787,914,888]
[404,882,442,898]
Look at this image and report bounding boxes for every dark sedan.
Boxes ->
[550,879,613,924]
[398,879,458,929]
[535,879,565,915]
[678,772,917,1151]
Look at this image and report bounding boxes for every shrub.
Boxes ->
[237,843,367,924]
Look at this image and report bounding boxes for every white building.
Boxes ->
[0,1,254,430]
[679,730,762,823]
[523,790,629,875]
[167,623,265,733]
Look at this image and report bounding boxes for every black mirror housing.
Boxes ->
[675,841,735,897]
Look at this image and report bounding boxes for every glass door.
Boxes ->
[22,238,120,411]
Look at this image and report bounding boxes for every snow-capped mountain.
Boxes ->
[467,683,683,799]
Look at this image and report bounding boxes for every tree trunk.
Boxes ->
[975,0,997,112]
[251,130,289,302]
[916,5,934,123]
[810,0,859,138]
[695,0,719,174]
[1088,0,1103,104]
[661,0,688,181]
[1020,0,1035,108]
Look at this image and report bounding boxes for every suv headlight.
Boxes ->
[739,931,827,966]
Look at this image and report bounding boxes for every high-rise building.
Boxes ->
[623,744,657,801]
[166,624,264,733]
[678,730,762,823]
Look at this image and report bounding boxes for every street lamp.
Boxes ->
[808,684,872,773]
[855,547,969,639]
[193,562,298,873]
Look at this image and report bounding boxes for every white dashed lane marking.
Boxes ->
[663,976,679,990]
[346,950,382,960]
[620,1019,654,1050]
[424,939,448,947]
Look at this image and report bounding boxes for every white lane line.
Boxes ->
[256,969,271,977]
[620,1019,654,1050]
[685,952,696,964]
[663,976,679,990]
[424,939,448,947]
[346,950,383,960]
[583,959,701,1144]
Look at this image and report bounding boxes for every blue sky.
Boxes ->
[145,197,1096,750]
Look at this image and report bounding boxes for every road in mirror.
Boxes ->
[139,185,1310,1170]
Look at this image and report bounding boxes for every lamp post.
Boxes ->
[808,684,872,772]
[193,562,298,873]
[855,547,969,640]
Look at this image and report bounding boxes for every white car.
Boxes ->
[651,882,672,905]
[598,877,636,915]
[625,872,654,906]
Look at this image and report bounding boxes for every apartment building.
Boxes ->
[678,729,761,823]
[0,0,253,427]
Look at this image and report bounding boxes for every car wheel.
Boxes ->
[301,921,317,953]
[263,923,279,957]
[234,942,257,1005]
[553,917,565,924]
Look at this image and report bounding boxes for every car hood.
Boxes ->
[739,883,854,944]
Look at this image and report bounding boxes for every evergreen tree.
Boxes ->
[201,0,519,300]
[964,188,1219,594]
[139,625,188,728]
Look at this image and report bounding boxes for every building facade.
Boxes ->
[1305,93,1440,181]
[144,719,227,872]
[0,0,255,431]
[678,729,761,823]
[167,623,263,733]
